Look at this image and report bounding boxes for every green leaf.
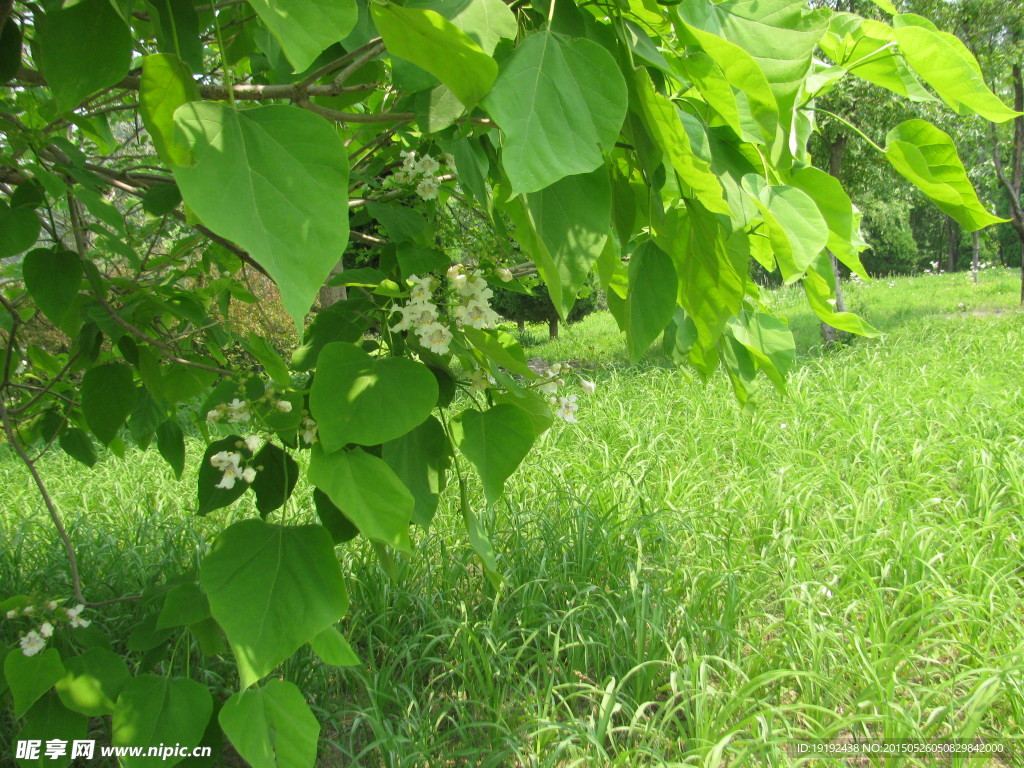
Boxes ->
[450,405,535,505]
[726,311,795,391]
[308,446,415,553]
[127,612,175,652]
[37,0,132,112]
[250,443,299,517]
[21,249,81,325]
[112,675,213,768]
[142,183,182,216]
[626,242,678,363]
[244,334,291,387]
[291,296,372,371]
[146,0,204,72]
[366,202,426,243]
[310,342,438,451]
[59,428,98,468]
[397,243,449,276]
[0,203,40,258]
[5,647,65,718]
[15,692,87,768]
[196,436,252,516]
[654,204,747,352]
[677,0,828,149]
[743,175,829,282]
[156,420,185,479]
[458,476,501,587]
[491,391,554,438]
[310,627,360,666]
[81,362,138,446]
[634,71,729,217]
[381,416,451,528]
[173,103,350,329]
[157,582,211,629]
[461,327,536,378]
[219,680,319,768]
[786,166,869,279]
[371,2,497,108]
[312,488,359,544]
[200,519,349,687]
[818,15,934,102]
[245,0,356,72]
[140,54,200,167]
[511,168,611,319]
[483,32,627,194]
[55,648,130,717]
[0,18,22,84]
[674,16,779,145]
[406,0,517,55]
[893,15,1020,123]
[884,119,1006,232]
[802,258,880,337]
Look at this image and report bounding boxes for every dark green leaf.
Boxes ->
[381,416,451,528]
[626,241,677,363]
[81,362,138,445]
[5,648,65,718]
[59,428,98,468]
[156,420,185,479]
[112,675,213,767]
[200,519,349,687]
[313,488,359,544]
[450,404,535,505]
[249,443,299,517]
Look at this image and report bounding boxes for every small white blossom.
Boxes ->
[497,267,513,282]
[820,586,833,599]
[244,435,262,453]
[241,467,257,484]
[579,378,596,395]
[5,609,18,619]
[22,605,34,616]
[416,154,440,176]
[423,323,453,355]
[447,264,463,280]
[416,176,441,200]
[206,409,222,423]
[39,622,54,638]
[275,400,293,413]
[225,399,251,423]
[555,395,579,423]
[301,418,318,445]
[20,630,45,656]
[45,600,57,610]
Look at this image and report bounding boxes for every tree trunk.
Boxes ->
[972,231,980,283]
[517,319,525,333]
[317,258,348,309]
[548,317,559,339]
[945,216,959,272]
[990,63,1024,304]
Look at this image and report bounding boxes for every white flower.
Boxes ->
[549,363,563,375]
[206,409,222,423]
[579,378,596,395]
[497,267,513,282]
[39,622,54,638]
[241,467,257,484]
[22,605,34,616]
[244,435,262,453]
[275,400,293,413]
[5,609,18,619]
[20,631,45,656]
[422,323,453,355]
[468,368,494,391]
[416,154,440,176]
[66,604,85,618]
[458,275,488,297]
[45,600,57,610]
[450,273,468,292]
[210,451,242,471]
[301,418,318,445]
[820,586,833,599]
[225,399,251,423]
[538,379,559,395]
[555,395,579,423]
[69,615,90,629]
[446,264,463,280]
[416,176,440,200]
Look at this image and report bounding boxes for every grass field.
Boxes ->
[3,269,1024,766]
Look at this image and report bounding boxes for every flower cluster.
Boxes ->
[207,398,250,424]
[392,274,453,354]
[448,265,503,330]
[6,601,90,656]
[210,449,256,490]
[533,361,596,423]
[387,151,454,201]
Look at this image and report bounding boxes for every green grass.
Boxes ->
[3,269,1024,766]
